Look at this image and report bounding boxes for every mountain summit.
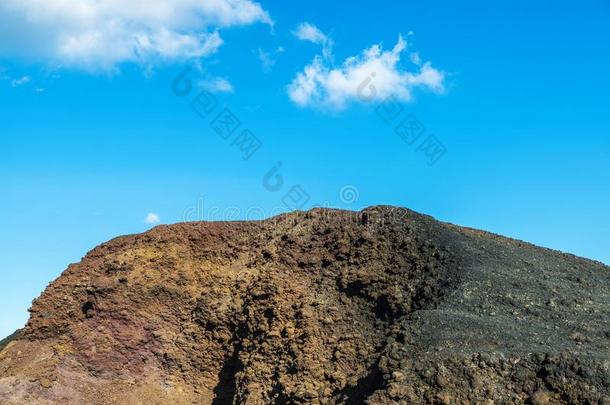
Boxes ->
[1,207,608,404]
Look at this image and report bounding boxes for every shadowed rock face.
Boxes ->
[0,206,608,404]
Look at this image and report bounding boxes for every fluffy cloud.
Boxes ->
[288,25,445,110]
[144,213,161,225]
[0,0,271,71]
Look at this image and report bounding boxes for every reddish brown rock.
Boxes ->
[0,207,608,404]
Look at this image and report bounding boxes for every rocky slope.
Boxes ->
[0,206,608,404]
[0,330,21,354]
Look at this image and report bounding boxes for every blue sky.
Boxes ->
[1,0,609,338]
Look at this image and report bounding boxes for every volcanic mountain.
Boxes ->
[0,207,608,404]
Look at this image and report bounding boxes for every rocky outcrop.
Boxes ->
[0,207,608,404]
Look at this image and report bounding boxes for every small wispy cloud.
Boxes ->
[199,77,234,93]
[11,76,31,87]
[256,46,284,72]
[293,22,333,60]
[293,22,329,45]
[144,213,161,225]
[409,52,422,66]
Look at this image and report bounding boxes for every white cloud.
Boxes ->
[293,22,329,45]
[293,22,333,61]
[144,212,161,225]
[11,76,31,87]
[0,0,271,71]
[199,77,234,93]
[288,34,445,111]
